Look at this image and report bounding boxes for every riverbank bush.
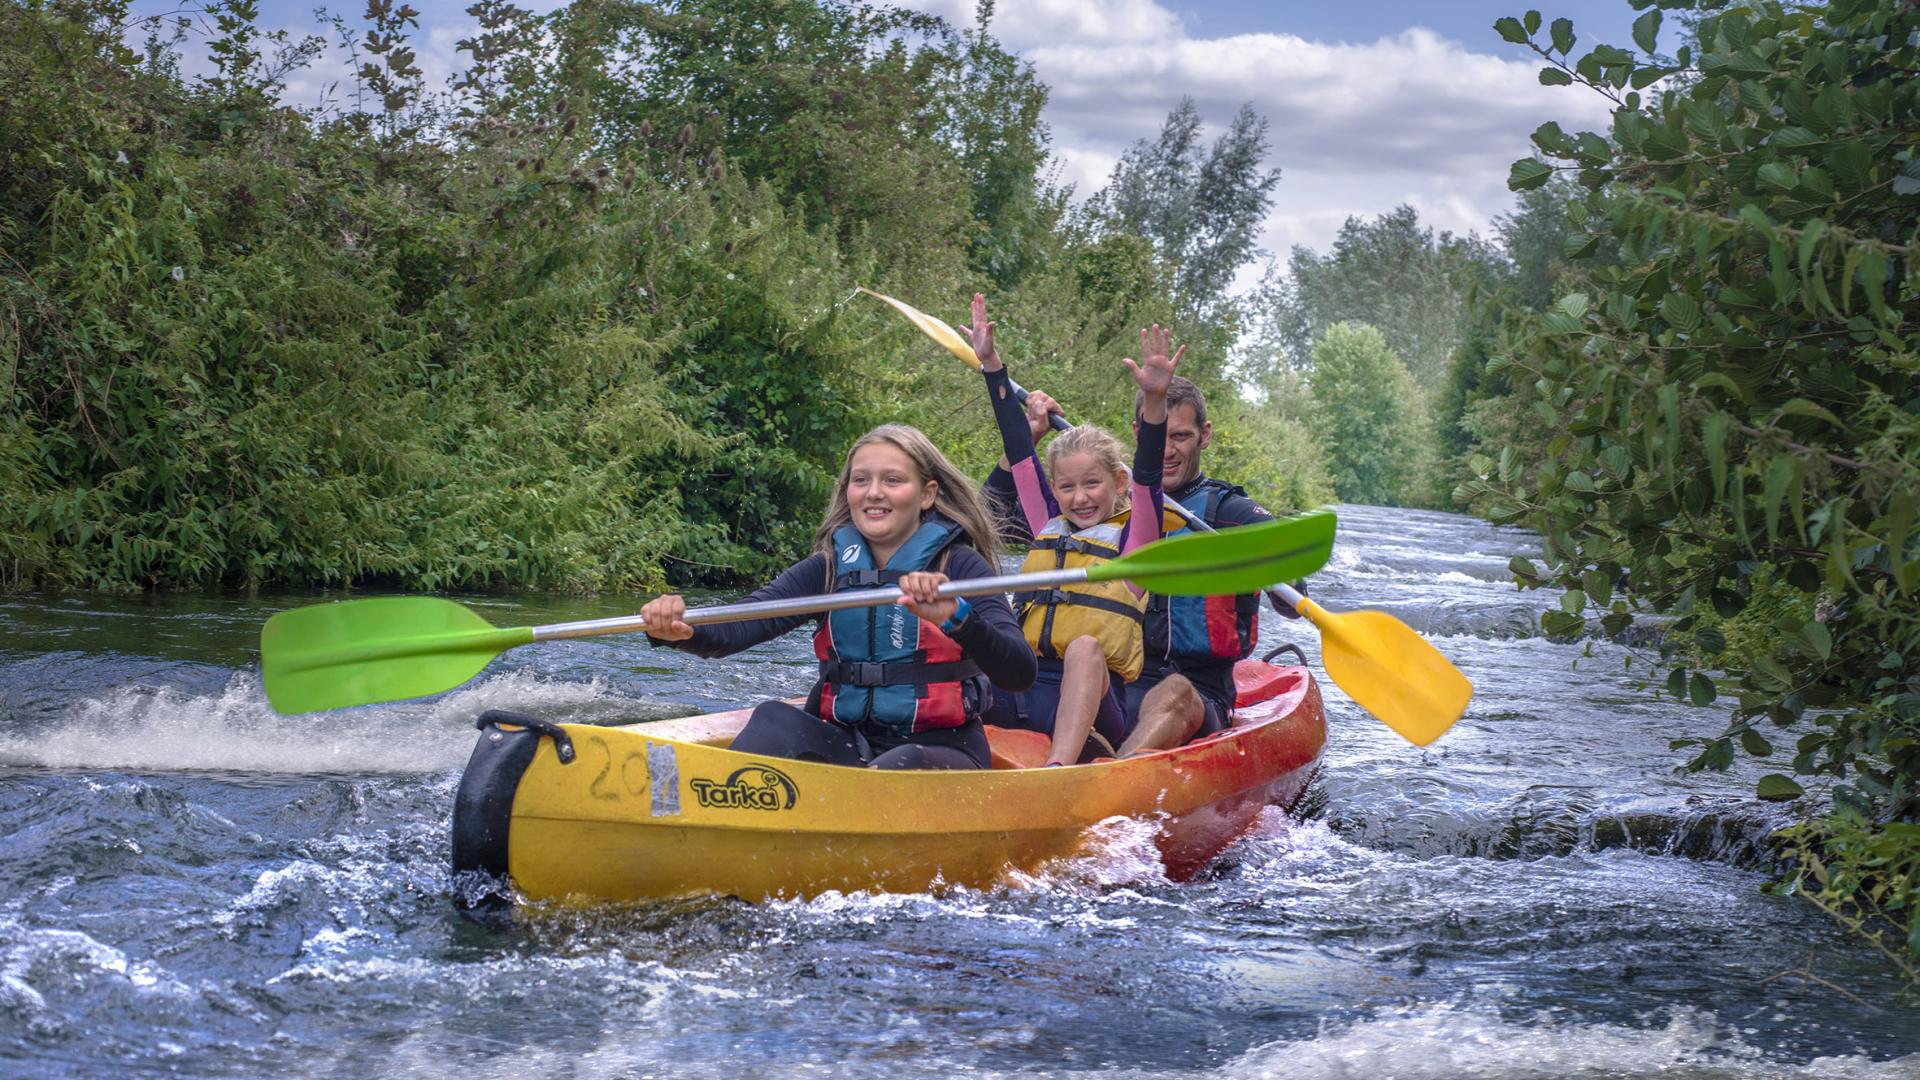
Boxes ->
[1460,0,1919,980]
[1,6,868,590]
[0,0,1327,592]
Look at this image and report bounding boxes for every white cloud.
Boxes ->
[1049,143,1120,197]
[920,0,1184,45]
[1017,24,1614,267]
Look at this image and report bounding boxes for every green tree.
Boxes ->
[1471,0,1920,980]
[1253,205,1505,391]
[943,1,1057,287]
[1089,96,1282,320]
[0,0,886,591]
[1493,172,1597,312]
[0,0,1322,597]
[1308,323,1426,506]
[1429,330,1505,500]
[567,0,987,283]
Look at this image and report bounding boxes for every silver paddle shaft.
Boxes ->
[1006,375,1299,613]
[530,567,1090,642]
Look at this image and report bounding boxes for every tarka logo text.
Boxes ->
[690,765,800,811]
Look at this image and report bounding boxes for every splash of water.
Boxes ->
[0,670,664,775]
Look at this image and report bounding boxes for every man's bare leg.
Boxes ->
[1048,636,1108,765]
[1117,674,1205,756]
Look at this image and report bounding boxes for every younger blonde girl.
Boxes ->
[969,293,1179,765]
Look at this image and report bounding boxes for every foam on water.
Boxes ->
[1217,1003,1920,1080]
[1002,814,1178,893]
[0,913,196,1013]
[746,816,1177,934]
[0,669,628,774]
[300,1003,1920,1080]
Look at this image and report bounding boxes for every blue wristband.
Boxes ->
[940,597,972,634]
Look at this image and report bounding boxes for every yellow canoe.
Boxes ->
[450,660,1325,905]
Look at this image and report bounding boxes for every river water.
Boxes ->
[2,504,1916,1078]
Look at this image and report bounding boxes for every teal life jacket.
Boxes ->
[811,516,983,737]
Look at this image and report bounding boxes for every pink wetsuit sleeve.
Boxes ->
[1010,459,1052,539]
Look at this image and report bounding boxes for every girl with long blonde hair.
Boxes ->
[640,424,1035,769]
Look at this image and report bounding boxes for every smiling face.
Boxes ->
[845,441,937,561]
[1145,402,1211,491]
[1050,451,1122,529]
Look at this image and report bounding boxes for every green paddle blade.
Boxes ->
[1300,601,1472,746]
[261,597,533,715]
[1089,511,1336,595]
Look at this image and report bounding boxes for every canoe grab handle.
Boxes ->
[476,709,576,765]
[1262,643,1309,667]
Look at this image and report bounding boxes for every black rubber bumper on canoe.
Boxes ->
[450,710,572,914]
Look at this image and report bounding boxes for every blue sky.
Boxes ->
[141,0,1644,273]
[1153,0,1640,51]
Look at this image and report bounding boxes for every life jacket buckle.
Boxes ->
[840,661,890,686]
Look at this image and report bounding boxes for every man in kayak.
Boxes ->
[985,375,1297,754]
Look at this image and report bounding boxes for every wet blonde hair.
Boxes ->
[814,424,1002,572]
[1045,424,1131,516]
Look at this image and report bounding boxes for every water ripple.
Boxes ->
[1,505,1916,1075]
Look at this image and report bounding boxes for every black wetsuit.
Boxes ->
[650,546,1036,769]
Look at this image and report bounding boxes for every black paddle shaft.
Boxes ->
[1001,374,1075,434]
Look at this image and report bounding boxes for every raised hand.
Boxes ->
[640,594,694,641]
[1024,388,1062,443]
[1121,323,1183,405]
[896,571,957,626]
[969,292,1001,373]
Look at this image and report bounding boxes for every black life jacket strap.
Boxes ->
[819,657,984,687]
[1033,535,1120,559]
[1014,588,1146,625]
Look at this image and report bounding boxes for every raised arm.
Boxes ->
[982,386,1062,545]
[1119,324,1181,561]
[973,292,1057,535]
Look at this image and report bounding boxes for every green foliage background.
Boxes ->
[1307,323,1428,506]
[1457,0,1919,980]
[0,0,1329,595]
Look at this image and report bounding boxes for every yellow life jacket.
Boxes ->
[1014,513,1147,682]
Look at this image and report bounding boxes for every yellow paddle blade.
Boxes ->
[1298,601,1472,746]
[857,287,981,369]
